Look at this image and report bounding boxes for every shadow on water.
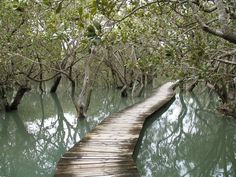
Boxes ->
[133,96,176,160]
[0,93,91,177]
[0,87,150,177]
[134,91,236,177]
[0,111,42,177]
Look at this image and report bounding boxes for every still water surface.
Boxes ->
[0,87,149,177]
[1,86,236,177]
[135,91,236,177]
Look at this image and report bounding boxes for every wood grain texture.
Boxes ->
[54,82,177,177]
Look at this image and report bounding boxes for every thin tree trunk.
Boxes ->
[121,85,128,97]
[228,80,235,100]
[84,87,93,113]
[136,76,144,97]
[70,79,81,117]
[39,94,45,129]
[50,75,62,93]
[187,79,198,92]
[77,58,91,118]
[0,87,8,111]
[50,50,70,93]
[38,57,44,93]
[131,74,139,97]
[5,86,31,111]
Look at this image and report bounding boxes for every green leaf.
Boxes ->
[43,0,51,6]
[78,22,84,28]
[87,25,96,38]
[92,0,97,8]
[93,21,101,32]
[91,7,97,15]
[78,7,83,16]
[55,1,62,14]
[90,0,97,15]
[13,3,25,12]
[87,25,95,33]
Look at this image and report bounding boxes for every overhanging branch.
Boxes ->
[190,2,236,44]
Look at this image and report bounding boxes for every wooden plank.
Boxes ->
[69,149,133,154]
[57,162,136,169]
[74,141,136,146]
[54,171,140,177]
[58,158,135,165]
[63,152,132,157]
[55,167,139,176]
[53,82,177,177]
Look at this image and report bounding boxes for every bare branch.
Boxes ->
[115,0,161,23]
[215,58,236,65]
[24,73,61,82]
[213,49,236,65]
[7,52,71,79]
[192,0,217,13]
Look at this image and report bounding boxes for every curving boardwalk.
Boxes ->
[54,82,177,177]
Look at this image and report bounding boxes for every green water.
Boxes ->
[1,85,236,177]
[134,91,236,177]
[0,87,149,177]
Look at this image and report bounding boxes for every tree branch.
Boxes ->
[215,58,236,65]
[7,52,71,79]
[190,2,236,44]
[115,0,161,23]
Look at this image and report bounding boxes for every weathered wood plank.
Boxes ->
[63,152,132,157]
[55,167,139,176]
[53,81,177,177]
[58,158,135,165]
[54,171,140,177]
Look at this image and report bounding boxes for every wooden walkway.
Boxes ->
[54,82,177,177]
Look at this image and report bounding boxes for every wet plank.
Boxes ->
[54,81,177,177]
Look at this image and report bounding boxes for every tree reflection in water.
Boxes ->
[135,91,236,177]
[0,88,148,177]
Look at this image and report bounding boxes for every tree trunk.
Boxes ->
[70,80,81,117]
[50,75,62,93]
[228,81,235,100]
[50,50,70,93]
[5,86,31,111]
[136,79,144,97]
[131,73,144,97]
[187,80,198,92]
[77,63,90,118]
[0,87,7,111]
[131,74,139,97]
[121,85,128,97]
[38,57,44,93]
[84,87,93,113]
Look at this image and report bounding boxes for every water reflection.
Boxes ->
[135,91,236,177]
[0,88,148,177]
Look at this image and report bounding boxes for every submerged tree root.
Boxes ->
[217,103,236,118]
